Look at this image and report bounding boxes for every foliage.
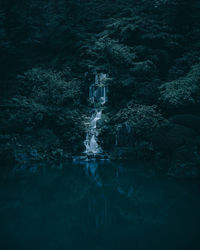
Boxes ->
[1,66,85,153]
[1,96,47,133]
[159,63,200,107]
[18,68,82,106]
[95,37,137,66]
[0,0,200,162]
[113,104,166,137]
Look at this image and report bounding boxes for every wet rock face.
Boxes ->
[105,120,200,177]
[99,121,134,156]
[115,122,134,147]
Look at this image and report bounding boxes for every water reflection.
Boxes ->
[79,160,110,228]
[0,161,200,250]
[84,160,102,187]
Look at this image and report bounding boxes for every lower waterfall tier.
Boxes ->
[84,109,103,155]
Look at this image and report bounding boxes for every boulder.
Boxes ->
[115,122,134,147]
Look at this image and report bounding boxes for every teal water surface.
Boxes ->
[0,160,200,250]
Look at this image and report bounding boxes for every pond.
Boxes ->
[0,160,200,250]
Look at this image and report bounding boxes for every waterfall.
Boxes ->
[84,73,108,157]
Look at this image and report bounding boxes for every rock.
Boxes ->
[115,122,134,147]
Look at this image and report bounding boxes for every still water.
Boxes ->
[0,160,200,250]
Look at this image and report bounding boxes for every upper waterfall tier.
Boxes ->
[89,73,108,105]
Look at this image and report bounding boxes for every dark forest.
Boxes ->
[0,1,200,250]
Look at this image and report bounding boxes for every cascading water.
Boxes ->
[84,73,108,157]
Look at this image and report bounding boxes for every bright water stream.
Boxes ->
[0,161,200,250]
[84,73,108,156]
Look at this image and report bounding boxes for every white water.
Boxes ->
[84,73,108,156]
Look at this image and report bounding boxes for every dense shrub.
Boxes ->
[159,63,200,107]
[87,37,137,67]
[113,103,166,137]
[1,66,86,153]
[17,68,82,106]
[0,0,200,164]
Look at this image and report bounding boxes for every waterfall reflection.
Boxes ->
[85,160,102,187]
[81,160,113,228]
